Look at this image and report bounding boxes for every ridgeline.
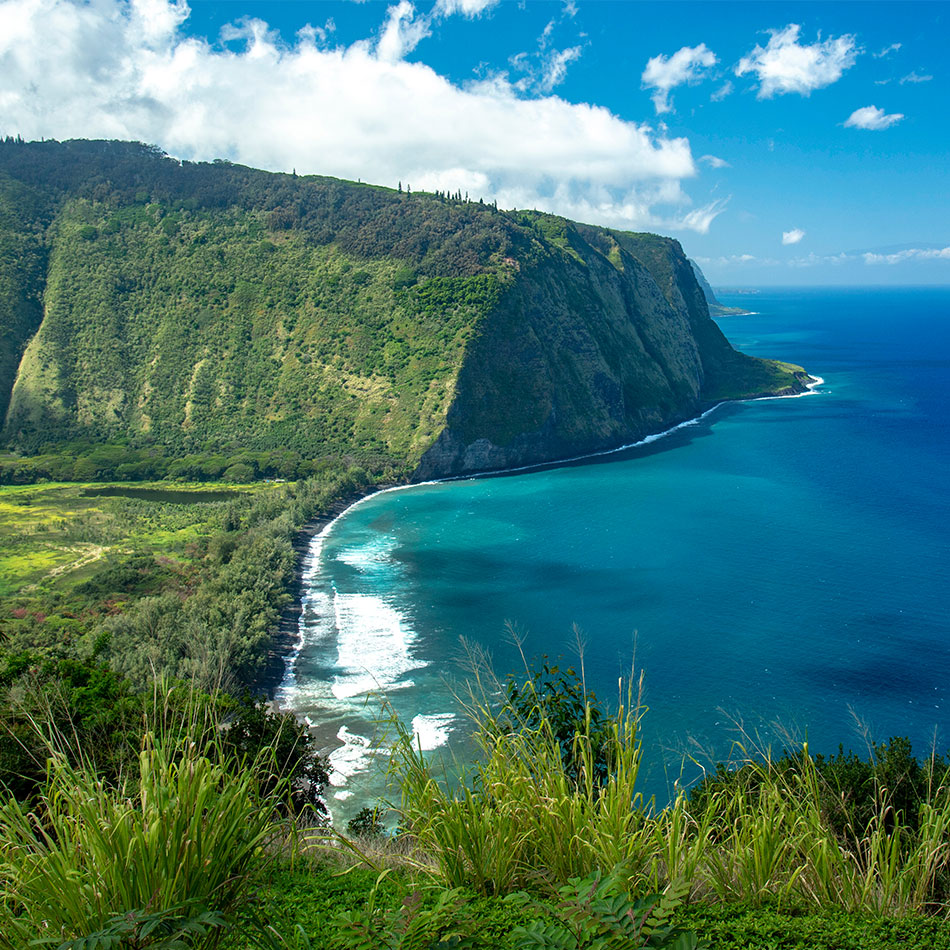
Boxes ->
[0,138,807,485]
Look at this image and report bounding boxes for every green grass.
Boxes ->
[0,466,371,689]
[249,861,950,949]
[0,709,294,949]
[0,481,259,596]
[678,903,950,949]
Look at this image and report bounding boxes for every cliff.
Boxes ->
[0,139,807,482]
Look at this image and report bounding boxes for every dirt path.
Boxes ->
[22,543,108,592]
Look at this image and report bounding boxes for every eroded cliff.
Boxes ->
[0,139,806,483]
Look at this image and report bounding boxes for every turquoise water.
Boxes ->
[280,287,950,816]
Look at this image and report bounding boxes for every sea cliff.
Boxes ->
[0,139,807,482]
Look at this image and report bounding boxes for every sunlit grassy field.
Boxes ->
[0,481,269,598]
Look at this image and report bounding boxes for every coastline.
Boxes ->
[266,372,823,706]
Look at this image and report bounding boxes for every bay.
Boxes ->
[279,286,950,819]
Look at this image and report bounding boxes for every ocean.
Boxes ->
[278,286,950,820]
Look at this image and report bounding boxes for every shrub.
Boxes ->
[0,727,287,948]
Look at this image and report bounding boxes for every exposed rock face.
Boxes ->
[689,259,722,309]
[415,230,807,479]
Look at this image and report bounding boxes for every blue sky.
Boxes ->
[1,0,946,285]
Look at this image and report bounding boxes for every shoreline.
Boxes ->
[266,372,824,705]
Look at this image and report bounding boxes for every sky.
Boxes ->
[0,0,947,286]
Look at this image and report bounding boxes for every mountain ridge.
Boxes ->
[0,138,808,483]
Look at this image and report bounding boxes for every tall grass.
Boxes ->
[0,700,293,948]
[388,663,950,917]
[689,744,950,915]
[391,668,658,895]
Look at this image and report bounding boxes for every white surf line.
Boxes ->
[277,372,826,701]
[440,372,826,481]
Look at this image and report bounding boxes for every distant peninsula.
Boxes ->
[0,139,808,484]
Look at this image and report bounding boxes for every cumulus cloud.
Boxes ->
[710,80,733,101]
[700,154,729,168]
[782,228,805,245]
[0,0,719,232]
[900,71,933,84]
[844,105,904,130]
[641,43,717,114]
[736,24,857,98]
[863,246,950,264]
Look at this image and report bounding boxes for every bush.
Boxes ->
[0,727,287,948]
[222,697,331,818]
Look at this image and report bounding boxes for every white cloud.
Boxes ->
[900,71,933,84]
[873,42,902,59]
[376,0,431,63]
[508,2,584,94]
[700,154,729,168]
[0,0,713,231]
[693,253,778,267]
[672,198,728,235]
[434,0,499,17]
[710,80,733,102]
[642,43,717,114]
[736,24,857,98]
[701,246,950,271]
[788,251,850,268]
[537,45,582,93]
[844,105,904,130]
[782,228,805,245]
[863,247,950,264]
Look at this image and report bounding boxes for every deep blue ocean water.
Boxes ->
[279,287,950,817]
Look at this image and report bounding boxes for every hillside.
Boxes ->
[0,139,807,483]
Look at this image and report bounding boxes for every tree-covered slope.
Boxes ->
[0,139,807,482]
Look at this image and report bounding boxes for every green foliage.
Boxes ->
[335,874,478,950]
[689,736,950,863]
[0,723,286,949]
[31,905,228,950]
[504,660,613,787]
[0,651,144,800]
[347,805,387,839]
[222,697,331,818]
[677,902,950,950]
[511,871,702,950]
[0,657,329,821]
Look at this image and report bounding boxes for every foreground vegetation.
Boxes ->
[3,655,950,948]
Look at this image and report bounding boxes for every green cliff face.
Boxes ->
[415,215,807,477]
[0,140,807,482]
